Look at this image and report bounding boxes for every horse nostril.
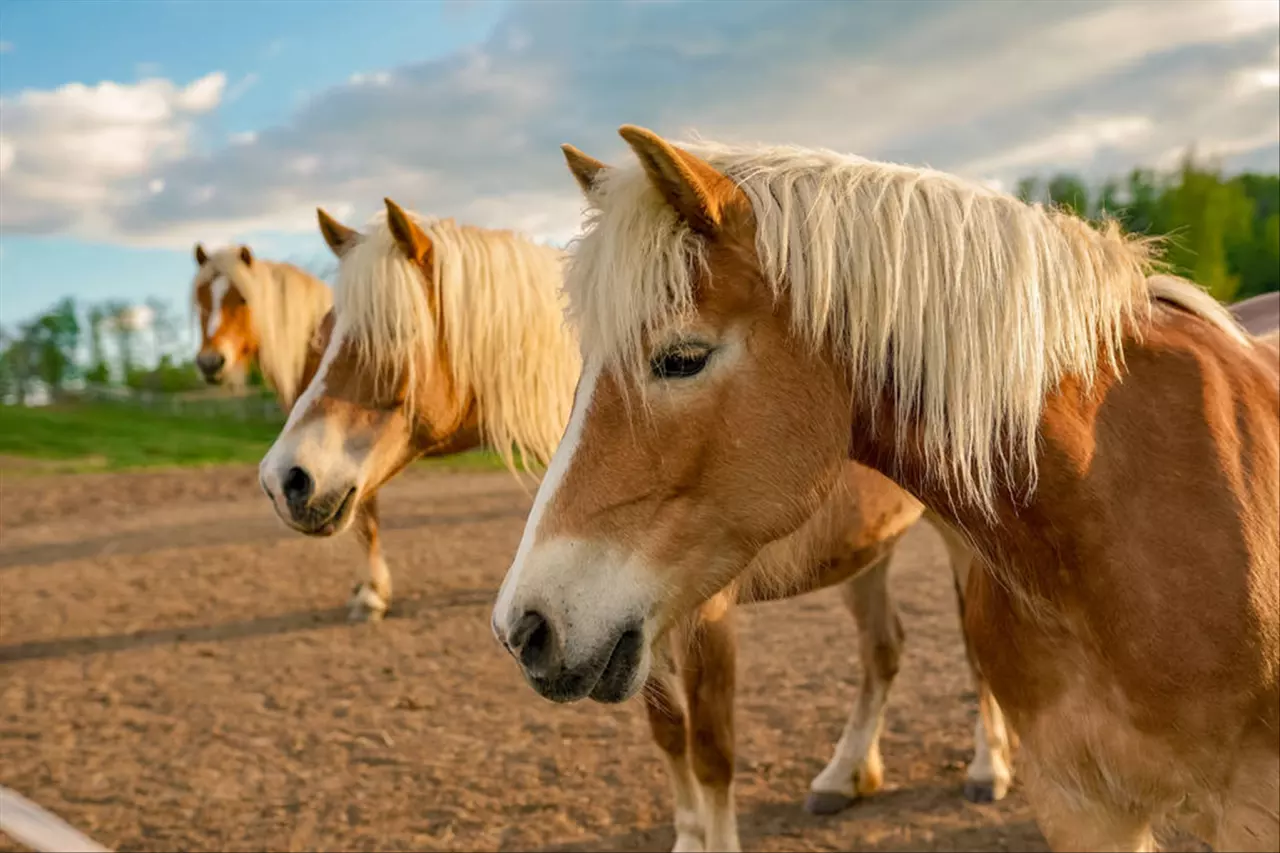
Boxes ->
[282,466,314,504]
[198,352,225,373]
[509,610,560,676]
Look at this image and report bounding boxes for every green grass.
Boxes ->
[0,403,509,475]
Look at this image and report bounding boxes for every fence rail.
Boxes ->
[74,384,284,423]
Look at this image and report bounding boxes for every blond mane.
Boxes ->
[335,211,579,473]
[565,139,1207,514]
[192,248,333,409]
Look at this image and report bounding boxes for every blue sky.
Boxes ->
[1,0,1277,348]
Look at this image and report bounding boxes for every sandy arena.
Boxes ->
[0,465,1207,852]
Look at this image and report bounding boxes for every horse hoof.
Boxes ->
[671,836,704,853]
[347,584,389,623]
[804,790,858,815]
[963,779,1002,803]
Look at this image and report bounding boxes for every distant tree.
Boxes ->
[19,297,82,397]
[146,297,179,363]
[1015,176,1042,204]
[85,304,111,385]
[1161,155,1255,301]
[1047,173,1090,218]
[1095,179,1123,220]
[104,300,137,376]
[1121,167,1163,234]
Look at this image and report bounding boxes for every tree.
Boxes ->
[1047,173,1090,218]
[1015,177,1042,204]
[85,304,111,385]
[18,298,82,397]
[1161,155,1254,302]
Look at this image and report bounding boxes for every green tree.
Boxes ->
[21,298,82,396]
[1047,173,1090,218]
[1015,176,1041,204]
[1162,155,1255,301]
[86,304,111,385]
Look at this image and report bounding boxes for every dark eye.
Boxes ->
[650,346,711,379]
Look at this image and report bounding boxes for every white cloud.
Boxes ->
[3,1,1278,250]
[0,42,12,55]
[956,116,1155,178]
[0,72,226,237]
[349,71,392,87]
[148,178,165,194]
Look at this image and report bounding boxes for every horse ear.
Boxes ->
[384,197,432,265]
[194,243,208,266]
[618,124,734,237]
[317,207,358,258]
[561,144,610,200]
[239,245,254,267]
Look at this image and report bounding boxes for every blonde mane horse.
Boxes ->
[259,201,577,620]
[492,126,1279,853]
[190,244,396,622]
[191,244,332,407]
[263,199,1016,852]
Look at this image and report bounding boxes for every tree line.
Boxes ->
[2,155,1277,404]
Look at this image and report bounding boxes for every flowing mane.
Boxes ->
[335,210,578,473]
[567,139,1245,512]
[193,248,333,408]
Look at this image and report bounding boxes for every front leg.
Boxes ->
[681,593,741,853]
[806,555,902,814]
[347,494,392,622]
[934,517,1014,803]
[643,665,706,853]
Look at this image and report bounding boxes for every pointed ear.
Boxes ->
[317,207,358,258]
[618,125,735,236]
[562,143,610,199]
[384,197,432,265]
[194,243,208,266]
[239,245,254,267]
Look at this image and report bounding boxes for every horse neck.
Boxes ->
[848,305,1278,610]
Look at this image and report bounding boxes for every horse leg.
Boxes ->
[643,661,705,853]
[347,494,392,622]
[1022,763,1157,852]
[933,519,1014,802]
[681,592,741,852]
[805,554,902,815]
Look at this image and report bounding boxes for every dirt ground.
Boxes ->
[0,466,1204,852]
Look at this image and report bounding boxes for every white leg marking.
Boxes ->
[665,751,705,853]
[701,784,740,853]
[348,555,392,622]
[809,682,888,799]
[491,358,601,631]
[965,694,1013,801]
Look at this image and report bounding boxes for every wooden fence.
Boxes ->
[75,384,285,424]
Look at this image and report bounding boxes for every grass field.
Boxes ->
[0,403,509,474]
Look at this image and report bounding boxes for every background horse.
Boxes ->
[260,198,1014,852]
[190,243,393,621]
[492,126,1278,852]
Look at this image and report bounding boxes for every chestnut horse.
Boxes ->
[492,127,1279,852]
[190,243,397,621]
[260,199,1014,851]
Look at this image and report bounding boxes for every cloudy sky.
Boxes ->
[1,0,1277,327]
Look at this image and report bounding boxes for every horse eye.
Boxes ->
[650,347,711,380]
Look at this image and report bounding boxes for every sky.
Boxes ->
[1,0,1278,336]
